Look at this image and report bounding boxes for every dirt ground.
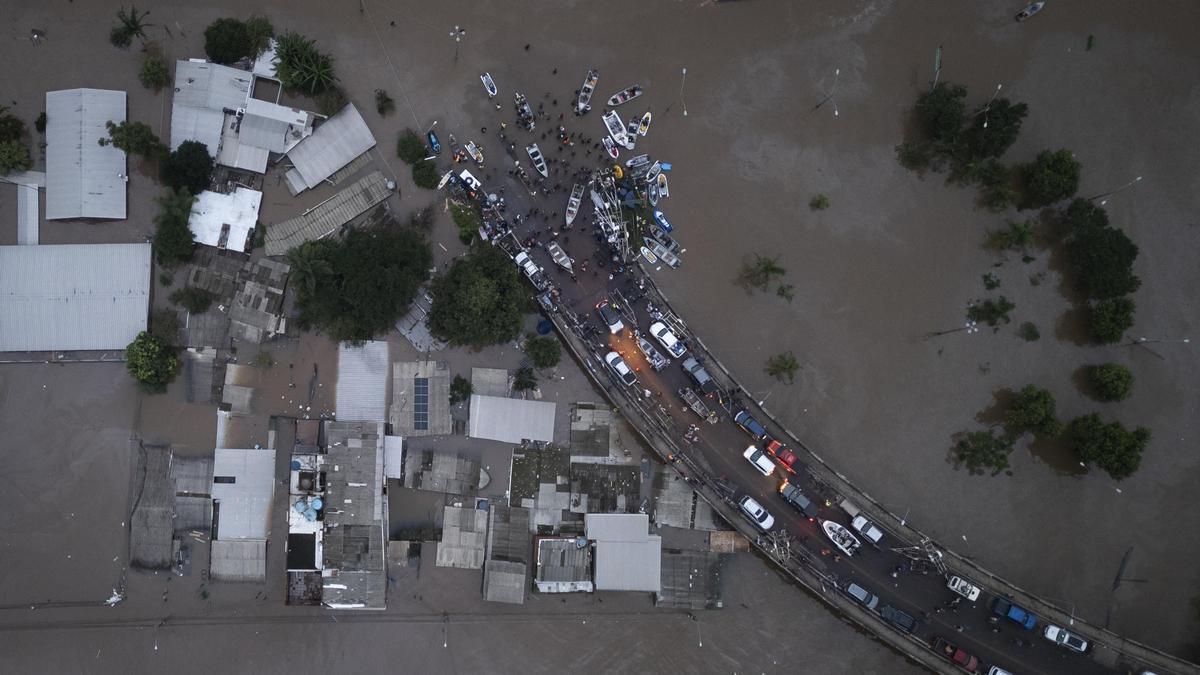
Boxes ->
[2,0,1199,663]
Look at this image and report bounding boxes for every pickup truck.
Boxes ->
[778,481,819,519]
[991,598,1037,629]
[680,356,716,393]
[513,251,549,291]
[933,637,979,672]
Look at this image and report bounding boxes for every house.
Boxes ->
[45,88,127,220]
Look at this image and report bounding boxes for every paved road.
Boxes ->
[452,102,1115,675]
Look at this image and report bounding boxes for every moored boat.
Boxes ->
[602,136,619,159]
[1015,1,1044,21]
[637,112,652,137]
[547,241,573,273]
[646,239,680,268]
[647,182,659,207]
[514,92,536,130]
[607,85,643,107]
[480,72,498,98]
[644,160,662,181]
[656,173,669,199]
[436,170,453,190]
[464,140,484,166]
[602,110,630,148]
[565,184,584,226]
[653,209,672,232]
[526,143,548,178]
[427,130,442,155]
[821,520,862,557]
[640,246,659,266]
[577,69,599,114]
[624,154,648,168]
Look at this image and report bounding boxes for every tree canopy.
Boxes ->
[1090,296,1136,344]
[1021,149,1081,208]
[916,83,967,145]
[160,140,214,195]
[960,98,1028,160]
[397,129,427,164]
[1068,413,1149,481]
[100,120,166,158]
[427,244,527,349]
[1089,363,1134,402]
[287,225,431,342]
[275,31,337,94]
[153,188,197,267]
[953,429,1014,476]
[125,331,178,393]
[1004,385,1062,438]
[1064,199,1140,300]
[204,17,253,64]
[525,335,562,369]
[139,53,171,90]
[765,351,799,384]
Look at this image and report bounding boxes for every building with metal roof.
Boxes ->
[336,340,389,422]
[321,420,387,609]
[469,395,556,444]
[0,243,150,352]
[534,537,593,593]
[188,187,262,253]
[241,98,310,153]
[436,505,488,569]
[284,104,376,194]
[586,513,662,593]
[170,60,252,155]
[211,447,276,540]
[45,89,127,220]
[265,170,393,256]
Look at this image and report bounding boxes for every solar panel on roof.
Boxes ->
[414,377,429,431]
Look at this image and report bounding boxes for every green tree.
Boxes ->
[148,309,181,345]
[0,107,27,142]
[809,194,830,210]
[960,98,1028,160]
[985,219,1035,252]
[110,5,151,48]
[450,201,481,244]
[315,87,347,116]
[953,429,1014,476]
[1065,200,1140,300]
[375,89,395,116]
[169,286,216,313]
[916,82,967,145]
[1088,363,1134,402]
[449,374,473,404]
[153,188,197,267]
[204,18,253,64]
[412,160,439,189]
[1068,413,1150,480]
[125,331,178,393]
[100,120,166,158]
[244,15,274,55]
[895,139,934,171]
[397,129,427,164]
[513,367,538,392]
[139,53,171,91]
[735,254,786,292]
[160,140,214,195]
[1005,385,1062,437]
[525,335,562,369]
[1018,322,1040,341]
[1021,148,1081,208]
[967,296,1015,326]
[1089,296,1135,344]
[288,226,431,342]
[427,245,526,349]
[765,351,799,384]
[0,139,32,175]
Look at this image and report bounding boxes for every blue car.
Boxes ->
[734,410,768,439]
[992,598,1037,629]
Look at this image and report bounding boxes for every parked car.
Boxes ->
[933,637,979,672]
[1043,624,1088,653]
[992,598,1037,629]
[986,667,1013,675]
[947,575,982,602]
[880,605,920,634]
[733,409,768,439]
[680,356,717,393]
[850,515,884,545]
[738,495,774,531]
[596,300,624,334]
[604,351,637,386]
[513,251,548,291]
[742,445,775,477]
[648,321,687,358]
[845,582,879,610]
[765,439,799,473]
[778,480,819,520]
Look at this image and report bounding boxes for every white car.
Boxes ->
[604,351,637,386]
[648,321,686,358]
[850,515,884,544]
[738,495,775,531]
[946,575,982,602]
[1044,624,1088,653]
[742,445,776,477]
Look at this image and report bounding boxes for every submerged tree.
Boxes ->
[952,429,1015,476]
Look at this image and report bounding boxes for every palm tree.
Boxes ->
[286,243,333,295]
[111,6,152,48]
[297,51,337,94]
[765,351,799,384]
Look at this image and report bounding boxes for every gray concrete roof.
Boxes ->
[436,505,488,569]
[210,539,267,582]
[45,88,127,220]
[170,60,252,153]
[16,182,40,244]
[390,360,451,436]
[283,104,376,192]
[487,505,532,564]
[534,538,593,592]
[336,340,389,422]
[211,447,277,540]
[240,98,309,153]
[484,560,527,604]
[322,420,387,609]
[264,170,392,256]
[468,395,556,444]
[0,243,150,352]
[586,513,661,593]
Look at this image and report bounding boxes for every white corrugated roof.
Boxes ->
[0,243,150,352]
[45,88,127,220]
[585,514,661,593]
[336,341,389,422]
[241,98,310,153]
[211,447,277,540]
[16,183,39,245]
[468,395,556,444]
[170,60,252,153]
[284,104,376,192]
[187,187,262,252]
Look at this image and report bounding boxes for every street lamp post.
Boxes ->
[814,68,841,117]
[1087,175,1143,206]
[924,321,979,340]
[974,84,1003,128]
[1132,336,1189,345]
[449,25,466,65]
[665,67,688,116]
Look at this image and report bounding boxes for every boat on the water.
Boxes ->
[648,223,679,253]
[656,173,669,199]
[547,241,573,273]
[602,136,619,159]
[821,520,862,557]
[653,209,672,232]
[577,69,599,114]
[565,184,584,226]
[480,72,498,98]
[640,246,659,266]
[647,182,659,207]
[436,170,453,191]
[624,120,639,150]
[637,112,652,137]
[644,160,662,181]
[464,140,484,166]
[624,154,648,168]
[646,239,680,268]
[514,92,536,130]
[526,143,548,178]
[607,85,643,107]
[427,130,442,154]
[602,110,630,148]
[1015,1,1044,21]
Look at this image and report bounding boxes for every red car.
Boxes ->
[933,637,978,673]
[766,439,798,474]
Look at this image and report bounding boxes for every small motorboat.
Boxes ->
[565,184,584,226]
[547,241,573,273]
[648,223,679,253]
[464,140,484,166]
[607,85,643,107]
[637,112,651,137]
[644,160,662,181]
[637,333,669,370]
[436,170,453,190]
[480,72,498,98]
[653,209,672,232]
[640,246,659,266]
[656,173,669,199]
[602,136,619,160]
[514,92,536,130]
[625,119,639,150]
[577,69,599,114]
[624,154,648,168]
[1015,1,1044,21]
[602,110,629,148]
[647,182,659,207]
[526,143,548,178]
[427,130,442,155]
[646,239,680,268]
[821,520,862,557]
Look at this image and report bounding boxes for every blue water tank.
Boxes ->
[290,460,301,471]
[293,499,307,513]
[537,320,553,335]
[311,497,324,511]
[304,508,318,522]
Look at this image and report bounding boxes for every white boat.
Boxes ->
[514,92,535,130]
[640,246,659,266]
[607,85,643,107]
[646,239,680,268]
[526,143,548,178]
[602,136,619,159]
[625,119,639,150]
[624,154,648,168]
[644,160,662,181]
[464,140,484,166]
[577,69,599,114]
[821,520,862,557]
[547,241,573,273]
[1015,1,1044,21]
[656,173,669,199]
[602,110,629,148]
[637,112,651,137]
[480,72,498,98]
[436,170,453,190]
[647,182,659,207]
[565,184,584,226]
